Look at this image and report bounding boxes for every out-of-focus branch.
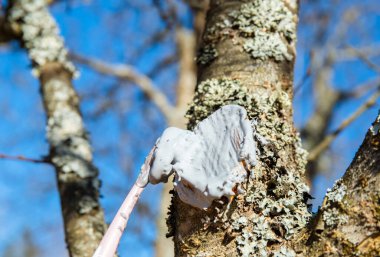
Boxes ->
[0,153,51,164]
[345,45,380,73]
[0,16,16,43]
[308,87,380,161]
[301,50,340,184]
[185,0,209,45]
[339,77,380,99]
[154,27,197,257]
[302,112,380,256]
[302,8,360,185]
[174,28,197,126]
[147,54,178,78]
[335,44,380,62]
[152,0,178,29]
[6,1,106,256]
[70,53,178,124]
[294,52,312,95]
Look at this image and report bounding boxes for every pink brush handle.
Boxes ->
[92,184,144,257]
[93,147,155,257]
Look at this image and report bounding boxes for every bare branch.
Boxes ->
[0,153,50,164]
[308,87,380,161]
[335,44,380,62]
[294,53,312,95]
[174,27,197,126]
[344,45,380,73]
[155,27,197,257]
[147,54,177,78]
[152,0,178,29]
[301,7,369,184]
[302,111,380,256]
[339,77,380,99]
[0,15,16,43]
[70,53,177,123]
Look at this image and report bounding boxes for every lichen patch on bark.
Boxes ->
[197,0,297,65]
[174,74,311,256]
[8,0,77,77]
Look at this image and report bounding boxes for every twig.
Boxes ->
[152,0,178,29]
[0,153,50,164]
[70,53,177,123]
[345,45,380,73]
[308,87,380,161]
[339,77,380,99]
[147,54,177,78]
[336,44,380,62]
[294,56,312,95]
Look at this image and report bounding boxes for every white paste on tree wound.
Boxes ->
[149,105,257,209]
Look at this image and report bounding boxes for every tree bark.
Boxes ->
[6,1,106,256]
[297,113,380,256]
[170,1,311,256]
[170,1,379,256]
[39,64,106,257]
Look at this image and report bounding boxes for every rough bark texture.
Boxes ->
[39,64,106,257]
[297,113,380,256]
[169,1,311,256]
[6,1,106,256]
[169,1,379,256]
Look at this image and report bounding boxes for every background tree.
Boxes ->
[0,0,379,256]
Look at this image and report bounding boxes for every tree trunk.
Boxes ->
[170,1,311,256]
[170,1,379,256]
[6,1,107,256]
[298,113,380,256]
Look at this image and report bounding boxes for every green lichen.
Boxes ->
[187,78,311,256]
[243,32,292,61]
[206,0,296,62]
[228,1,295,39]
[230,0,295,61]
[323,207,348,227]
[326,183,347,203]
[236,223,276,257]
[271,246,296,257]
[186,78,254,129]
[197,44,218,65]
[8,0,77,77]
[243,165,311,242]
[322,180,349,228]
[370,111,380,136]
[232,216,248,230]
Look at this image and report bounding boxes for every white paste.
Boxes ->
[149,105,257,209]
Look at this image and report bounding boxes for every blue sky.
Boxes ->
[0,1,379,256]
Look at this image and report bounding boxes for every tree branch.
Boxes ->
[336,44,380,62]
[300,111,380,256]
[345,45,380,73]
[0,153,51,164]
[70,53,177,124]
[0,15,16,43]
[308,87,380,161]
[301,8,373,184]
